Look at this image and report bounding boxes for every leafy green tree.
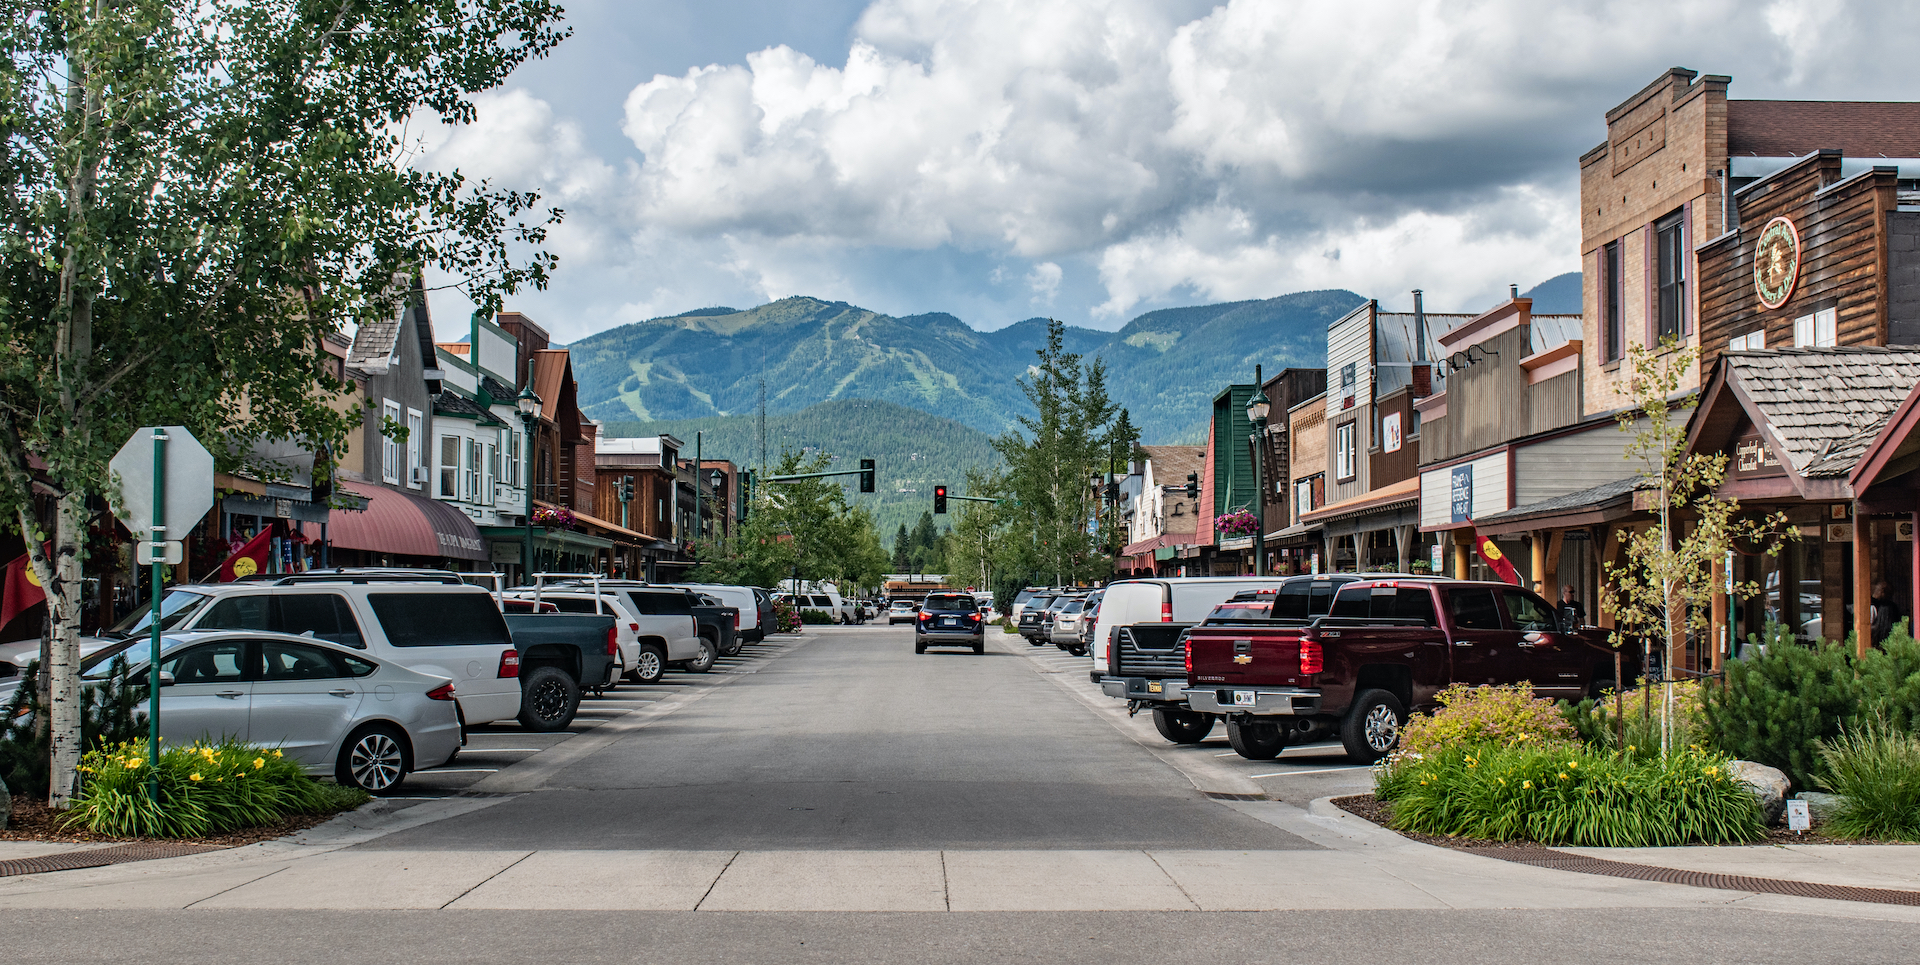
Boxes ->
[693,449,886,593]
[992,321,1121,587]
[891,524,912,572]
[1600,339,1793,756]
[0,0,566,802]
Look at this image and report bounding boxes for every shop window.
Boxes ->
[483,444,496,506]
[440,436,460,499]
[406,409,424,488]
[1655,210,1687,341]
[1335,422,1356,480]
[1794,308,1837,348]
[381,399,401,484]
[1729,330,1765,352]
[465,438,481,504]
[1603,240,1624,361]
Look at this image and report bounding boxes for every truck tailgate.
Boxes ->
[1185,624,1313,688]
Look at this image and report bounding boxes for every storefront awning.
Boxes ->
[1301,477,1420,526]
[329,483,488,561]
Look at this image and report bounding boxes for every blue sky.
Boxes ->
[419,0,1920,342]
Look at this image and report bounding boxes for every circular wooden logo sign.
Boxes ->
[1753,216,1801,309]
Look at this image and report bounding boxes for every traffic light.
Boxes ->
[1103,480,1118,503]
[934,485,948,514]
[1185,472,1199,499]
[620,475,635,502]
[859,458,875,493]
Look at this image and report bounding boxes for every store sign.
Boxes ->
[1449,465,1474,523]
[1429,543,1444,573]
[1754,216,1802,310]
[1732,431,1782,477]
[1382,412,1403,454]
[1827,523,1853,543]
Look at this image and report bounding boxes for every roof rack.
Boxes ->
[241,568,467,586]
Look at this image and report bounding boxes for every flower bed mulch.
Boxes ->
[1331,793,1904,848]
[0,798,340,847]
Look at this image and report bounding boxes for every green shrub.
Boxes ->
[1855,620,1920,734]
[1397,684,1574,756]
[1816,718,1920,842]
[0,656,149,798]
[1560,680,1707,760]
[798,610,836,625]
[1376,743,1764,847]
[1704,633,1860,789]
[63,739,369,838]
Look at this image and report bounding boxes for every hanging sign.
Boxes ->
[1754,216,1802,310]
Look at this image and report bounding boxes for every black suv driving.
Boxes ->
[914,593,985,654]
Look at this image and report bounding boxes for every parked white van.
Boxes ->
[1088,577,1296,674]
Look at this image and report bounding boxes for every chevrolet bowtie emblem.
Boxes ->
[1233,655,1252,664]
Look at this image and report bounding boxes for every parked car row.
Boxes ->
[2,569,790,796]
[1088,574,1637,764]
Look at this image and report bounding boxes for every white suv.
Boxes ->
[99,576,524,726]
[504,584,709,684]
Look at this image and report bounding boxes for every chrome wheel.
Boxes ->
[687,638,716,672]
[1363,703,1400,752]
[636,648,664,682]
[349,732,404,791]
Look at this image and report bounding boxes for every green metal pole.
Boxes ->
[148,427,166,802]
[523,360,536,580]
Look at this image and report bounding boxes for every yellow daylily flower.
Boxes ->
[1522,780,1533,789]
[189,772,203,782]
[254,757,265,769]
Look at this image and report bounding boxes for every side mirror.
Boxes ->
[157,670,176,687]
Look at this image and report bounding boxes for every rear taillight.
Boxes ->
[1184,636,1192,674]
[498,649,520,678]
[1161,600,1173,622]
[965,612,980,622]
[1299,639,1323,676]
[426,683,457,701]
[733,612,740,629]
[606,627,619,657]
[919,611,932,622]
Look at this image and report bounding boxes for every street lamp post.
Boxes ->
[1245,365,1271,578]
[516,366,542,582]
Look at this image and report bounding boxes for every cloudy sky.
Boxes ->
[418,0,1920,342]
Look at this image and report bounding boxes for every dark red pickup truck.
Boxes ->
[1184,578,1624,763]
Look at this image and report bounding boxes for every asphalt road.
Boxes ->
[357,623,1315,851]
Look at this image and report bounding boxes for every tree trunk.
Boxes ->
[46,495,87,805]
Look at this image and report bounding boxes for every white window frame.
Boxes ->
[440,434,460,499]
[381,399,401,484]
[465,437,481,505]
[483,442,497,506]
[1335,422,1356,480]
[1729,330,1765,352]
[1795,310,1837,348]
[406,408,424,488]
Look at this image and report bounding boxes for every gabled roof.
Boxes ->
[346,273,410,374]
[433,391,505,427]
[1724,348,1920,479]
[533,348,571,422]
[1140,445,1205,488]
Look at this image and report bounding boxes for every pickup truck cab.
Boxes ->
[1101,574,1390,744]
[506,580,712,684]
[1185,578,1622,763]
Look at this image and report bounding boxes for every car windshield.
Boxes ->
[1061,600,1084,614]
[924,595,972,610]
[78,638,151,679]
[105,590,213,638]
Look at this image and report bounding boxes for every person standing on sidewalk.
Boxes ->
[1560,585,1588,628]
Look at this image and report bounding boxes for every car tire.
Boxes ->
[1152,708,1215,744]
[1226,717,1286,760]
[1066,643,1088,657]
[972,638,984,654]
[1027,637,1045,647]
[337,723,411,794]
[517,666,580,732]
[685,636,717,673]
[632,644,667,684]
[721,634,744,658]
[914,637,927,654]
[1340,688,1406,763]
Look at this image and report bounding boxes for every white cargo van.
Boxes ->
[1088,577,1294,674]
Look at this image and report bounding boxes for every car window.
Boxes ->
[1271,584,1311,620]
[260,640,352,680]
[275,594,366,649]
[161,641,250,684]
[108,589,212,635]
[1502,590,1557,632]
[197,595,272,632]
[1061,600,1084,614]
[1393,589,1438,626]
[1328,586,1369,619]
[1449,589,1503,630]
[550,596,608,614]
[367,592,512,648]
[627,591,692,616]
[925,595,971,610]
[809,595,831,606]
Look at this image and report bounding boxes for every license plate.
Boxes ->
[1233,691,1257,707]
[1147,680,1163,694]
[941,619,956,627]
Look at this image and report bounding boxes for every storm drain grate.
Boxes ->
[1462,846,1920,907]
[0,842,222,878]
[1202,791,1269,802]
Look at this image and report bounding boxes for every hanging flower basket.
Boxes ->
[1214,509,1260,538]
[532,506,576,530]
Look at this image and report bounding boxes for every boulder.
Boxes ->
[1730,760,1790,826]
[1794,791,1844,822]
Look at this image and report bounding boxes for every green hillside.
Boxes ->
[600,398,998,543]
[568,290,1366,444]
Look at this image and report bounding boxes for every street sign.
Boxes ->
[109,426,214,535]
[136,541,184,565]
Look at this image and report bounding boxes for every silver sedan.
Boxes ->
[78,630,462,793]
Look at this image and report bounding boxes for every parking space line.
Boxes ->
[459,748,542,752]
[420,768,500,774]
[1246,765,1372,778]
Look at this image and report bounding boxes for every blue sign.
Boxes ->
[1450,465,1474,523]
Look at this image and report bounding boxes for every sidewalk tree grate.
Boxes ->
[1463,846,1920,907]
[0,842,223,878]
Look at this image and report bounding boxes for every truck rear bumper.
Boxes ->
[1100,676,1188,702]
[1185,688,1322,716]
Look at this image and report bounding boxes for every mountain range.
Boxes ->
[569,273,1580,445]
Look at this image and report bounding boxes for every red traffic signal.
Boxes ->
[934,485,948,514]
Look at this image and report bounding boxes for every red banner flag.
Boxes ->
[1470,525,1522,585]
[219,529,274,582]
[1,554,48,629]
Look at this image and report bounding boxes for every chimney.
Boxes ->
[1412,290,1426,362]
[1510,284,1520,300]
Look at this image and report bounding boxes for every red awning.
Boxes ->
[328,483,488,561]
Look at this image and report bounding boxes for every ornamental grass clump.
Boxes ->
[63,739,369,838]
[1816,719,1920,842]
[1396,684,1575,757]
[1376,743,1764,847]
